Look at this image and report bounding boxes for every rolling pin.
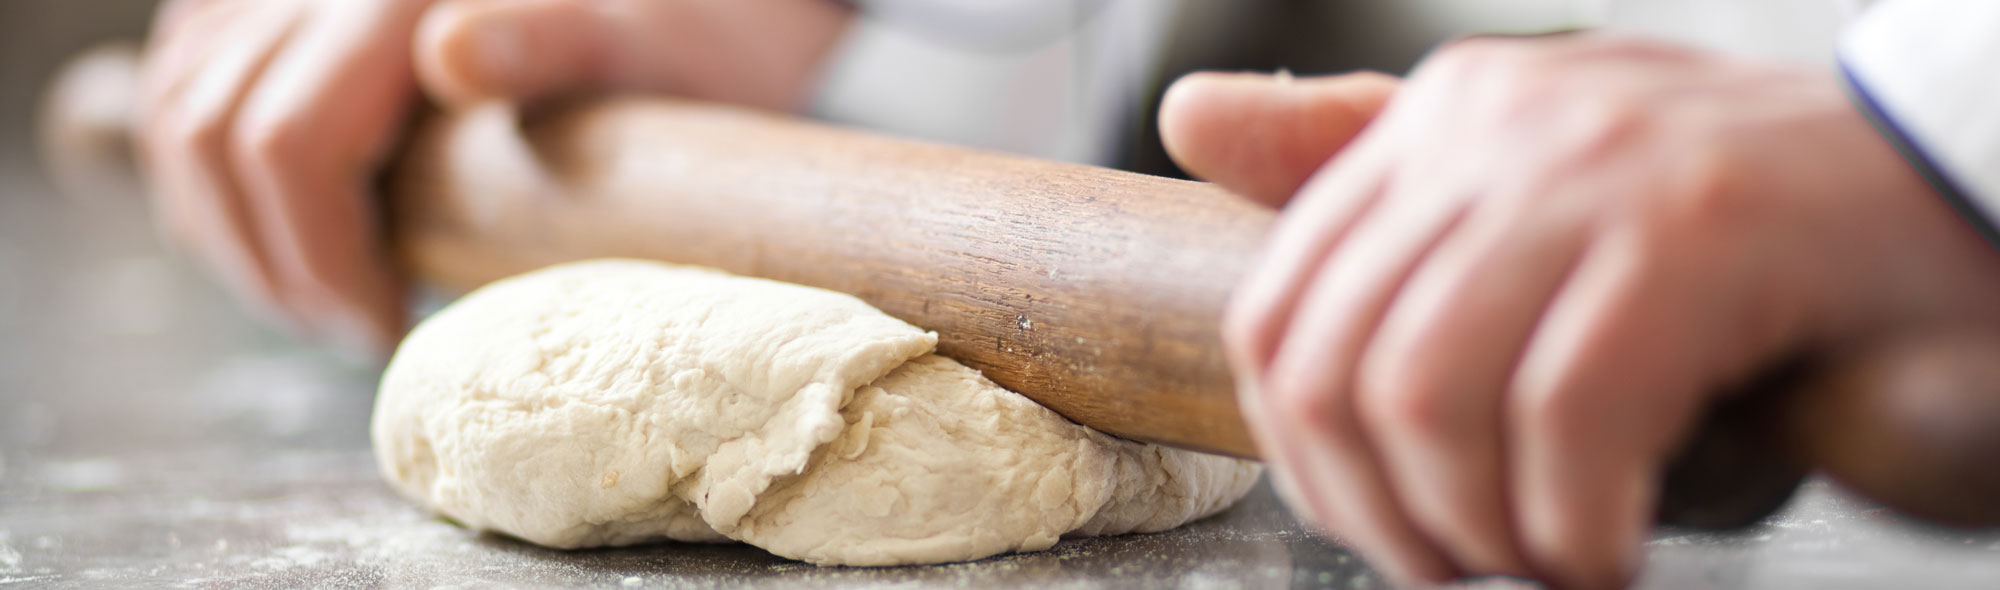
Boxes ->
[388,98,1267,458]
[42,47,2000,529]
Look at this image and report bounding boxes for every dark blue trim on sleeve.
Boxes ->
[1838,57,2000,251]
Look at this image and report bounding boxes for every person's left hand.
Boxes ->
[135,0,851,355]
[1159,34,2000,588]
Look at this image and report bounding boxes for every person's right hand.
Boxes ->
[1160,36,2000,588]
[138,0,851,355]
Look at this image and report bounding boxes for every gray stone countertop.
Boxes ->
[5,161,2000,589]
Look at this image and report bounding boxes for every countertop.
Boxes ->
[6,160,2000,589]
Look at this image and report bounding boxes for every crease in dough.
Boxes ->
[372,259,1261,566]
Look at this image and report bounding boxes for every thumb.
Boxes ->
[415,0,850,110]
[1158,71,1399,209]
[415,0,620,108]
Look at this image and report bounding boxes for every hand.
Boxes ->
[1160,34,2000,587]
[137,0,850,354]
[413,0,851,110]
[138,0,437,353]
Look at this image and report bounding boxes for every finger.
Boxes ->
[230,0,423,354]
[1229,161,1390,524]
[140,0,262,129]
[1227,150,1392,575]
[137,4,302,321]
[1158,71,1398,208]
[412,0,608,108]
[1257,178,1472,584]
[151,0,219,41]
[1354,191,1590,578]
[1222,143,1393,376]
[415,0,851,110]
[1507,227,1769,589]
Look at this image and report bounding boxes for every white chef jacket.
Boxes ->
[1841,1,2000,246]
[1605,0,2000,245]
[811,0,1177,167]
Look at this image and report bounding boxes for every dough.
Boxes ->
[371,259,1261,566]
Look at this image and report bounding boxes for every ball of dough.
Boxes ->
[372,259,1260,565]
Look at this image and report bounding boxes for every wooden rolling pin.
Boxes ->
[42,48,2000,529]
[390,98,1266,457]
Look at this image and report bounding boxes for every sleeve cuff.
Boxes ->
[1837,59,2000,249]
[1838,0,2000,249]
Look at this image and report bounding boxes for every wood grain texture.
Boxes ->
[387,98,1272,457]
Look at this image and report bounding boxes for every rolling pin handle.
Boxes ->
[1655,358,1814,529]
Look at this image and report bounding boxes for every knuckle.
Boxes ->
[288,250,346,292]
[1220,299,1279,366]
[1592,210,1683,288]
[1513,384,1593,447]
[1566,94,1651,149]
[1432,42,1562,117]
[279,237,376,307]
[1218,309,1262,356]
[163,111,227,155]
[229,115,313,171]
[1514,87,1651,168]
[1658,154,1745,231]
[1616,211,1699,286]
[1357,359,1463,441]
[1260,355,1351,432]
[1270,378,1341,431]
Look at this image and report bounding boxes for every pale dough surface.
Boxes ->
[372,259,1261,566]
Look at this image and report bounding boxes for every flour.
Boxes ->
[0,533,22,574]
